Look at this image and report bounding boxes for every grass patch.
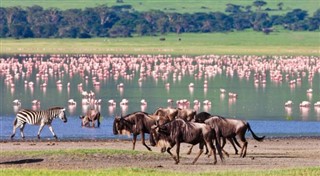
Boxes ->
[0,148,148,157]
[1,167,319,176]
[1,31,319,56]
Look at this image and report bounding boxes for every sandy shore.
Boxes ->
[0,137,319,172]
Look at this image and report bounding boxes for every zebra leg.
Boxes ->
[37,124,45,139]
[48,125,58,139]
[11,125,18,139]
[20,124,26,139]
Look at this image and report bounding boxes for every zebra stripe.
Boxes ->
[11,107,67,139]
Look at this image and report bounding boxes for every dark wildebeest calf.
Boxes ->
[150,119,224,164]
[113,111,168,151]
[79,109,101,127]
[204,115,265,158]
[192,112,241,156]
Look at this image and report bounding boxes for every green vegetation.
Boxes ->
[1,0,319,14]
[1,1,319,38]
[1,167,320,176]
[0,146,319,176]
[1,31,319,56]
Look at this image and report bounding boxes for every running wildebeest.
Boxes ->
[113,111,168,151]
[204,115,265,158]
[192,112,241,156]
[149,119,224,165]
[79,109,101,127]
[154,107,197,153]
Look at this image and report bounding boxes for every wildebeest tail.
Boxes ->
[247,123,265,141]
[112,118,118,135]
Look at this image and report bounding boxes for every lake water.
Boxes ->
[0,54,319,140]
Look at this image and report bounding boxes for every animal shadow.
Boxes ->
[0,158,44,165]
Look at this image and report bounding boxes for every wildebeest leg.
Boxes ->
[48,125,57,139]
[215,133,224,162]
[132,134,137,150]
[166,147,178,164]
[175,142,181,164]
[186,144,194,155]
[141,132,151,151]
[192,144,204,164]
[207,140,217,164]
[204,143,209,155]
[239,134,248,158]
[37,124,45,139]
[221,137,229,157]
[228,137,238,155]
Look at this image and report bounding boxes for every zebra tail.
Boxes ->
[13,118,17,126]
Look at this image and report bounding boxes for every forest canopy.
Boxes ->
[0,3,319,38]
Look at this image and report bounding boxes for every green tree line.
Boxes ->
[0,3,319,38]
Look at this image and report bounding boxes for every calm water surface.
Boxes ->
[0,54,319,140]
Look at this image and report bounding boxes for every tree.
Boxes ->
[0,7,8,37]
[277,2,284,11]
[253,1,267,11]
[283,9,308,24]
[250,12,271,31]
[135,20,153,36]
[108,23,131,37]
[225,4,243,14]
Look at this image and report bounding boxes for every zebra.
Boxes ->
[10,107,67,140]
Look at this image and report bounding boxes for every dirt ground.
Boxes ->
[0,137,319,173]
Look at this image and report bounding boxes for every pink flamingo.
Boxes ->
[284,100,293,107]
[108,99,116,106]
[299,101,311,107]
[68,99,77,105]
[140,99,147,106]
[203,100,211,105]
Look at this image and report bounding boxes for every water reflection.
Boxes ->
[108,105,116,116]
[300,107,310,120]
[68,104,77,115]
[285,107,292,116]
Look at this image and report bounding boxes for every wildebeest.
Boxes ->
[192,112,241,156]
[113,111,166,151]
[155,107,197,153]
[153,107,178,121]
[204,115,265,158]
[79,109,101,127]
[150,119,224,164]
[154,107,196,122]
[177,108,196,121]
